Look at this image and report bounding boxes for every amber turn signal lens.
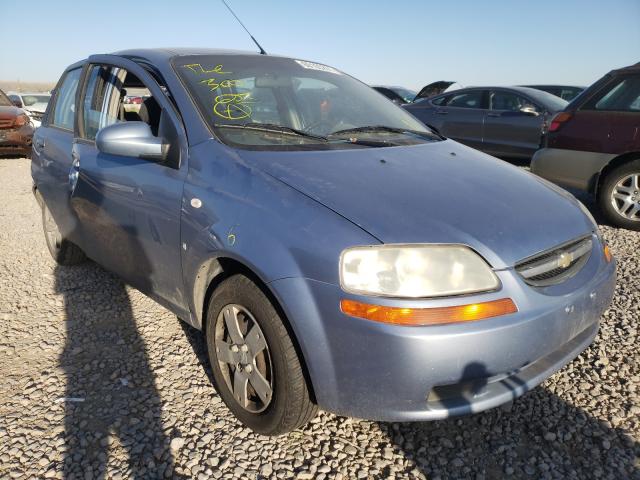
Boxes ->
[603,245,613,263]
[340,298,518,326]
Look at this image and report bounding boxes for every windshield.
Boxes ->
[0,90,11,107]
[21,94,50,107]
[392,87,417,103]
[175,55,440,150]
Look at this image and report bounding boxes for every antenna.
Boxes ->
[221,0,267,55]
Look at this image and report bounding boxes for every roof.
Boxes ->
[112,47,266,64]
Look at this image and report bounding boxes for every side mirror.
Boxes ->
[520,105,539,116]
[96,122,168,161]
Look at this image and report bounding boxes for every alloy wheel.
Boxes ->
[610,173,640,221]
[214,304,273,413]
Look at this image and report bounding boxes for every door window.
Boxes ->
[490,91,536,112]
[593,76,640,112]
[82,66,121,140]
[446,91,484,109]
[82,64,180,166]
[51,68,82,130]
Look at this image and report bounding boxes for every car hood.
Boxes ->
[414,81,456,100]
[0,105,23,120]
[237,140,594,269]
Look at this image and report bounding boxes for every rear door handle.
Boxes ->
[486,112,501,118]
[435,109,448,115]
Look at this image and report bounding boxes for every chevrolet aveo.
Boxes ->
[31,49,616,435]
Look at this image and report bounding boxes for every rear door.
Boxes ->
[432,89,488,150]
[483,89,545,158]
[31,67,84,243]
[70,55,190,316]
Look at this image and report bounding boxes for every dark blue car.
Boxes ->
[32,49,616,435]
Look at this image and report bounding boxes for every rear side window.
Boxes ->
[592,76,640,112]
[446,91,484,109]
[51,68,82,130]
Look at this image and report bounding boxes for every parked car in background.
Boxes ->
[522,85,584,102]
[8,92,51,128]
[532,63,640,230]
[32,49,614,435]
[0,88,35,156]
[372,86,418,104]
[404,86,568,160]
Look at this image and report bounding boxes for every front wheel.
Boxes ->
[42,203,86,265]
[205,274,317,435]
[598,160,640,231]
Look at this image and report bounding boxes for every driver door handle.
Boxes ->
[435,109,448,115]
[486,112,501,118]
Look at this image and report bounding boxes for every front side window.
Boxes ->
[174,55,440,150]
[593,76,640,112]
[490,91,536,111]
[51,68,82,130]
[446,91,484,109]
[82,65,121,140]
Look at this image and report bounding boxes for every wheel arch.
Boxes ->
[196,256,317,404]
[594,151,640,195]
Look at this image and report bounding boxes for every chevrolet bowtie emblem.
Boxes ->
[557,252,573,269]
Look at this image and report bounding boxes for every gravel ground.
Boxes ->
[0,156,638,480]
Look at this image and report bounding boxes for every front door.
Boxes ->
[483,90,545,159]
[70,57,189,316]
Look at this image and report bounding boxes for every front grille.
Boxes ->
[516,235,593,287]
[0,119,13,129]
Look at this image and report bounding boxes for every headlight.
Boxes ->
[340,245,499,298]
[14,113,30,127]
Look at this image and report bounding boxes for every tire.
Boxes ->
[598,159,640,231]
[205,274,317,435]
[42,202,86,265]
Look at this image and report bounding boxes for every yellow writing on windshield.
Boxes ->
[200,78,239,91]
[183,63,230,74]
[213,93,254,120]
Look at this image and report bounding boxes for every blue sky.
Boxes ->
[1,0,638,89]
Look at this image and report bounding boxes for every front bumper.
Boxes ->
[531,147,616,192]
[0,124,34,155]
[269,237,616,421]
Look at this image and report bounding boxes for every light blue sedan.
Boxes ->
[31,49,615,435]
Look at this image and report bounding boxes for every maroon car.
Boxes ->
[0,88,35,157]
[532,63,640,230]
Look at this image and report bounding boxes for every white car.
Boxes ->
[8,92,51,128]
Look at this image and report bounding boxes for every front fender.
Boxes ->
[181,140,378,328]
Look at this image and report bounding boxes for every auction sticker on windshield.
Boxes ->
[295,60,341,75]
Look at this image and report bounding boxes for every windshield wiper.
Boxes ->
[329,125,440,140]
[215,122,328,142]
